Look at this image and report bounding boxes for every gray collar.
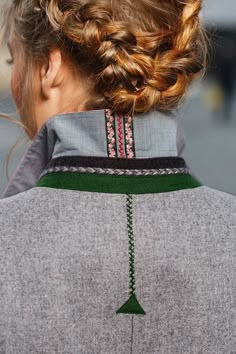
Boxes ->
[1,108,186,199]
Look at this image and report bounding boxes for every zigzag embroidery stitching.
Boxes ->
[39,166,190,179]
[127,195,135,295]
[116,194,146,315]
[117,114,126,158]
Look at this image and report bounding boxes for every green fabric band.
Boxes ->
[35,172,203,194]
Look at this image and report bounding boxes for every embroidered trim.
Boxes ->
[105,110,135,158]
[39,166,190,179]
[127,195,135,296]
[117,114,126,158]
[105,109,117,158]
[124,115,136,158]
[116,194,145,315]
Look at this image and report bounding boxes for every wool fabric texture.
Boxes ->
[0,109,235,353]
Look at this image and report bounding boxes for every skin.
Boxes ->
[7,26,93,133]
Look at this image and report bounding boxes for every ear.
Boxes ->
[40,49,63,99]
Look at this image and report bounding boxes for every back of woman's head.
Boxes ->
[2,0,207,131]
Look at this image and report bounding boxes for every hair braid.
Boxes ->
[140,0,206,111]
[2,0,208,117]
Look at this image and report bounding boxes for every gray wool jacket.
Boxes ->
[0,108,235,354]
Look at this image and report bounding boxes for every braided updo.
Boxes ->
[4,0,207,117]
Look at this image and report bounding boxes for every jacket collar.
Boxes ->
[1,108,202,198]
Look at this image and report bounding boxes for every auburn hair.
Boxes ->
[0,0,208,140]
[3,0,208,116]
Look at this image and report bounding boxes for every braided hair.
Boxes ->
[4,0,207,117]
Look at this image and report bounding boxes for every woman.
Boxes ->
[0,0,235,353]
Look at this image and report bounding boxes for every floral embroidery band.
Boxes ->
[124,114,136,158]
[105,109,117,158]
[105,109,136,158]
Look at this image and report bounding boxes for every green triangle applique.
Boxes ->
[116,293,146,315]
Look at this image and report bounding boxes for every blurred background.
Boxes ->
[0,0,236,196]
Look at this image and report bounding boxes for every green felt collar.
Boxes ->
[35,171,203,194]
